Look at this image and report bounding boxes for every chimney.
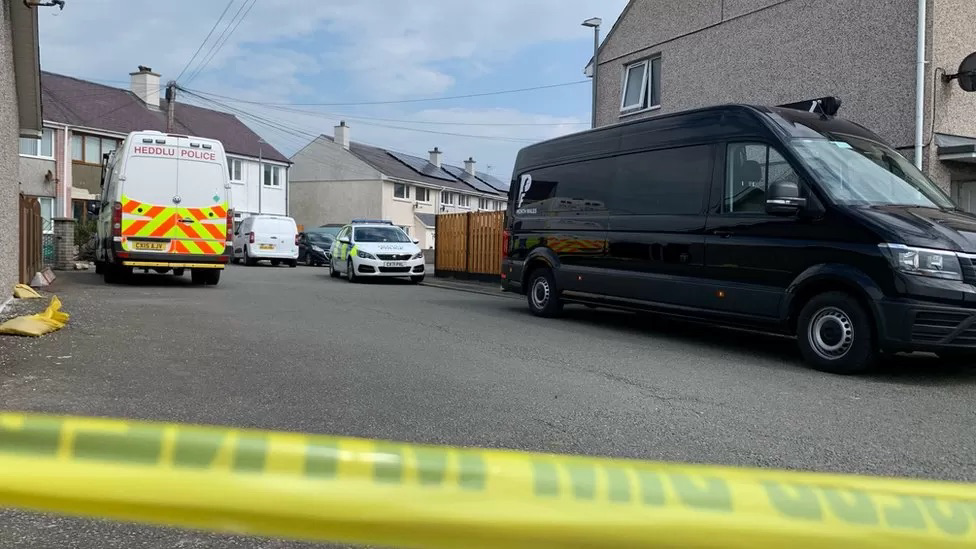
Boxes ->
[428,147,442,168]
[335,121,350,150]
[464,157,477,176]
[129,65,160,107]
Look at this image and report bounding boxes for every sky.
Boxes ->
[38,0,629,180]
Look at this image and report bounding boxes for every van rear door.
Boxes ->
[171,136,229,256]
[120,136,179,254]
[252,217,296,255]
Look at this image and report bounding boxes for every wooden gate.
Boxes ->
[18,194,42,284]
[434,211,504,279]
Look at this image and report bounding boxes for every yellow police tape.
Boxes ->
[1,412,975,549]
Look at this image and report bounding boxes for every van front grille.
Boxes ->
[911,310,976,344]
[959,255,976,285]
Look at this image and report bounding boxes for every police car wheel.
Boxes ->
[411,275,424,284]
[527,268,563,318]
[346,258,357,283]
[330,258,341,278]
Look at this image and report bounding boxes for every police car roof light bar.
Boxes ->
[351,219,393,225]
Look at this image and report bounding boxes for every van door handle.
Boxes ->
[179,218,194,223]
[712,230,734,238]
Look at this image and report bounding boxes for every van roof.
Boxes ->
[514,104,883,171]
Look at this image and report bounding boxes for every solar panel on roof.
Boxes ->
[474,171,509,193]
[441,165,498,194]
[388,151,457,182]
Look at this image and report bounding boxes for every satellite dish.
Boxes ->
[945,51,976,92]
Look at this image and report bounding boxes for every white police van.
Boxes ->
[328,220,425,283]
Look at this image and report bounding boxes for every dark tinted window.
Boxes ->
[610,145,713,215]
[515,158,613,214]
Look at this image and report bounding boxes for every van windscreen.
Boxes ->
[791,136,955,209]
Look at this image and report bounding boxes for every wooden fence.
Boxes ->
[434,211,504,279]
[18,194,42,284]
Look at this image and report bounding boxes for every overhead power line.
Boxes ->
[175,0,237,83]
[185,0,258,85]
[179,80,590,107]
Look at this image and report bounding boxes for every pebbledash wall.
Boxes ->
[0,1,19,294]
[593,0,976,194]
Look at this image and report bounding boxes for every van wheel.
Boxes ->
[526,267,563,318]
[94,262,104,275]
[104,265,130,285]
[288,259,297,268]
[244,248,256,266]
[204,270,221,285]
[271,259,281,266]
[172,268,185,277]
[797,291,876,374]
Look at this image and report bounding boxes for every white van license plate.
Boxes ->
[259,244,274,250]
[384,262,406,267]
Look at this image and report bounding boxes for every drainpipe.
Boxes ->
[914,0,927,170]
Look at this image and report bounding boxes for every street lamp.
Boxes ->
[582,17,602,129]
[258,138,265,214]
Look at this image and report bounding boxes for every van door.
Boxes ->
[119,137,180,255]
[702,142,819,318]
[603,144,715,306]
[252,217,296,256]
[171,136,228,256]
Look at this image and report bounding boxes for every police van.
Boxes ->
[95,131,232,285]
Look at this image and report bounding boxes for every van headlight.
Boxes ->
[411,251,424,260]
[879,244,963,281]
[357,249,377,260]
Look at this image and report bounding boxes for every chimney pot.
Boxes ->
[335,121,350,150]
[464,157,477,176]
[428,146,442,168]
[129,65,161,107]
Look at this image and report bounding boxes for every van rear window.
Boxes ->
[255,218,295,233]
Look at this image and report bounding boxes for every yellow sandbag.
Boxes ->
[12,284,41,299]
[0,296,69,337]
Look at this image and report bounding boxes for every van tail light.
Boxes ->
[112,202,123,236]
[248,232,255,244]
[502,229,511,258]
[225,209,234,241]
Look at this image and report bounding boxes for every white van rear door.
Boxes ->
[253,218,296,254]
[172,137,229,255]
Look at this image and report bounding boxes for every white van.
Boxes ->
[95,131,231,285]
[232,214,299,267]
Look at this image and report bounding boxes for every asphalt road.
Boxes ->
[1,264,975,547]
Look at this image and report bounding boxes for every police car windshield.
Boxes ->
[354,227,411,243]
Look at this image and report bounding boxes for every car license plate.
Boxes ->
[384,262,406,267]
[260,244,275,250]
[132,241,168,251]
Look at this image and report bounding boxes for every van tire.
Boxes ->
[271,259,281,266]
[172,268,185,277]
[796,291,876,375]
[103,265,130,285]
[244,248,257,266]
[526,267,563,318]
[288,259,298,268]
[204,270,221,285]
[94,262,104,275]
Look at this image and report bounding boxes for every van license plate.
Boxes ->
[260,244,274,250]
[384,262,406,268]
[132,241,168,251]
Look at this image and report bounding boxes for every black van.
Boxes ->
[501,104,976,374]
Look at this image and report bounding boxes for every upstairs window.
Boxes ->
[620,57,661,113]
[19,128,53,158]
[72,134,119,165]
[227,158,243,182]
[263,164,281,187]
[457,195,470,207]
[393,183,409,199]
[415,187,430,202]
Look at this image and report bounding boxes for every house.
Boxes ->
[289,122,509,249]
[586,0,976,207]
[2,0,42,294]
[19,67,290,238]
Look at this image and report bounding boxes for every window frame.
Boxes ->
[442,191,454,205]
[619,56,662,115]
[19,128,54,158]
[415,187,431,203]
[228,158,243,183]
[718,141,803,216]
[71,133,120,166]
[457,194,470,208]
[262,164,282,187]
[393,182,410,200]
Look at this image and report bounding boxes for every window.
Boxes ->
[71,134,119,164]
[393,183,410,199]
[478,197,489,210]
[415,187,430,202]
[724,143,799,214]
[620,57,661,113]
[442,192,455,205]
[457,195,470,207]
[227,158,243,182]
[263,164,281,187]
[19,128,53,157]
[610,145,714,215]
[516,158,614,213]
[38,197,54,234]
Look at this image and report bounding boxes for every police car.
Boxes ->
[328,220,425,283]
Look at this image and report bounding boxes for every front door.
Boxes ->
[702,142,823,318]
[953,181,976,213]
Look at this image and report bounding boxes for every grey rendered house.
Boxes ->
[587,0,976,207]
[1,0,42,295]
[289,122,509,249]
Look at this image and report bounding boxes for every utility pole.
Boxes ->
[165,81,177,133]
[258,139,264,214]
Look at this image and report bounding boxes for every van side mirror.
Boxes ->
[766,181,807,216]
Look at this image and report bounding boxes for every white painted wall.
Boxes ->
[227,155,288,216]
